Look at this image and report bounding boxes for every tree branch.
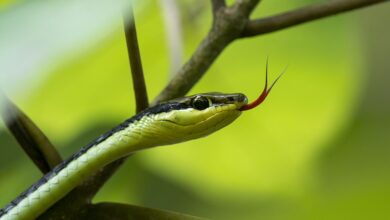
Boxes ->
[153,0,261,104]
[0,93,62,173]
[234,0,262,15]
[241,0,388,37]
[123,3,149,112]
[211,0,226,18]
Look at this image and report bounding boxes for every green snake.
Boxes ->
[0,66,283,220]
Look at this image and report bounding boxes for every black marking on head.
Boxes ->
[0,101,191,217]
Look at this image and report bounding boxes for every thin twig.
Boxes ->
[76,0,150,203]
[40,2,150,218]
[241,0,388,37]
[84,0,151,197]
[75,0,149,203]
[123,3,149,112]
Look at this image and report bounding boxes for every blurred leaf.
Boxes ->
[0,0,128,99]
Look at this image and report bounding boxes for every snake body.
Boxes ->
[0,93,248,220]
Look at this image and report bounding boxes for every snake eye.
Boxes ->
[192,96,210,110]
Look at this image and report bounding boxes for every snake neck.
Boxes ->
[0,117,151,220]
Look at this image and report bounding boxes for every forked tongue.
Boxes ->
[240,60,286,111]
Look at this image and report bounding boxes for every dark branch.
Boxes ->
[234,0,262,15]
[153,0,261,104]
[0,94,62,173]
[211,0,226,18]
[241,0,388,37]
[123,3,149,112]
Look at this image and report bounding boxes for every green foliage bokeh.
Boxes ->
[1,1,389,219]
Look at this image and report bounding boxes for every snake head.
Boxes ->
[135,93,248,147]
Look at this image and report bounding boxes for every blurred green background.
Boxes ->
[1,0,390,219]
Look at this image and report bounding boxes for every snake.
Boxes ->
[0,65,284,220]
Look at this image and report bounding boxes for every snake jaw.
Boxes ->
[240,59,287,111]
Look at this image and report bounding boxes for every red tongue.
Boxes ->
[240,60,286,111]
